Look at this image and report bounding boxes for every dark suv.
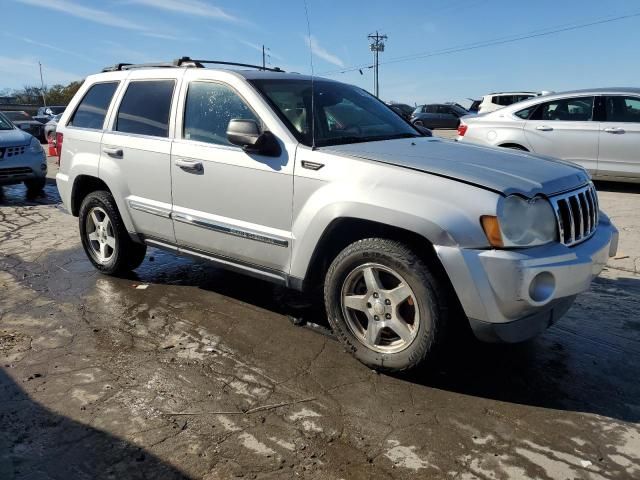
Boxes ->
[410,103,468,129]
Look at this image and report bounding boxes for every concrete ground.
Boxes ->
[0,152,639,479]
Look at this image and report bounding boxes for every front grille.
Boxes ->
[550,184,599,247]
[0,167,33,179]
[0,146,26,159]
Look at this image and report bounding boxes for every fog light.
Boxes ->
[529,272,555,303]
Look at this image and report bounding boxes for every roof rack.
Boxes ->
[102,56,284,73]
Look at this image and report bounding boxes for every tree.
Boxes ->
[45,81,84,105]
[5,79,84,106]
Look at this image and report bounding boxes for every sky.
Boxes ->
[2,0,640,108]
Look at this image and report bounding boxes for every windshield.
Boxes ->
[249,79,420,147]
[0,112,14,130]
[3,111,30,121]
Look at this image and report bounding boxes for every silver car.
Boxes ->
[0,112,48,193]
[56,59,618,372]
[458,88,640,183]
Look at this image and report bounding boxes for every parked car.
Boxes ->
[410,103,468,129]
[1,111,45,142]
[387,102,414,121]
[0,111,48,194]
[477,91,551,114]
[458,88,640,183]
[33,105,66,124]
[56,59,618,372]
[44,113,62,142]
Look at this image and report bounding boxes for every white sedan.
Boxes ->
[457,88,640,183]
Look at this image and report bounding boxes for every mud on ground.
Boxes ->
[1,182,639,479]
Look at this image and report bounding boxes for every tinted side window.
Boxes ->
[116,80,174,137]
[184,81,259,146]
[605,96,640,123]
[69,82,119,129]
[425,105,437,113]
[532,96,594,122]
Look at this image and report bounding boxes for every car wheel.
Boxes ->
[324,238,448,372]
[24,178,46,194]
[79,190,147,275]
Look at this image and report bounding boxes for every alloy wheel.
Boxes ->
[85,207,116,264]
[340,263,420,354]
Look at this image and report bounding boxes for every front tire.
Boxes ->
[79,191,146,275]
[25,178,46,194]
[324,238,448,372]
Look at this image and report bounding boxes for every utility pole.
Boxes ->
[368,31,387,98]
[38,61,47,107]
[262,45,266,70]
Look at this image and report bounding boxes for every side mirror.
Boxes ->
[45,108,53,116]
[227,119,280,156]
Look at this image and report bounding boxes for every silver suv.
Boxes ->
[56,58,619,372]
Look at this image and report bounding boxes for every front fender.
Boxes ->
[289,162,499,280]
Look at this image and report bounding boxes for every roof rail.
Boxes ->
[102,56,284,73]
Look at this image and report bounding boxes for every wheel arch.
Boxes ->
[70,175,112,216]
[298,217,451,294]
[498,142,529,151]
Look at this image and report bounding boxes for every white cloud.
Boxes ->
[0,56,82,89]
[130,0,239,22]
[4,33,97,64]
[305,35,344,68]
[16,0,146,31]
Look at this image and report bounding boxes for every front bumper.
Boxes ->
[0,150,47,186]
[436,214,618,343]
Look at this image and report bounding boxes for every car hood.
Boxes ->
[322,137,590,197]
[0,128,32,146]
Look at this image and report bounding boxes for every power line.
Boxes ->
[322,11,640,76]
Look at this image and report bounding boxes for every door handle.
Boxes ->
[103,146,123,158]
[175,158,203,172]
[603,127,625,134]
[536,125,553,131]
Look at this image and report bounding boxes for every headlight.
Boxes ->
[481,195,557,248]
[29,136,44,153]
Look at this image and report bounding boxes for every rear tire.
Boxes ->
[79,190,146,275]
[324,238,448,372]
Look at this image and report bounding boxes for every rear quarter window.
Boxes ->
[69,82,119,130]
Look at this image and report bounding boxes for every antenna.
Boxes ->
[302,0,316,149]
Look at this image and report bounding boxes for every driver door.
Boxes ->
[170,78,294,273]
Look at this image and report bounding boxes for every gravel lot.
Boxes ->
[0,153,639,479]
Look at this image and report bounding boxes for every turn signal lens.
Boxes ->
[481,215,504,248]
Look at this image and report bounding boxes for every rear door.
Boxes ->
[437,105,459,128]
[523,96,599,173]
[99,70,181,243]
[61,80,122,184]
[597,95,640,180]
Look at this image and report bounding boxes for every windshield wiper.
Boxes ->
[318,132,420,147]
